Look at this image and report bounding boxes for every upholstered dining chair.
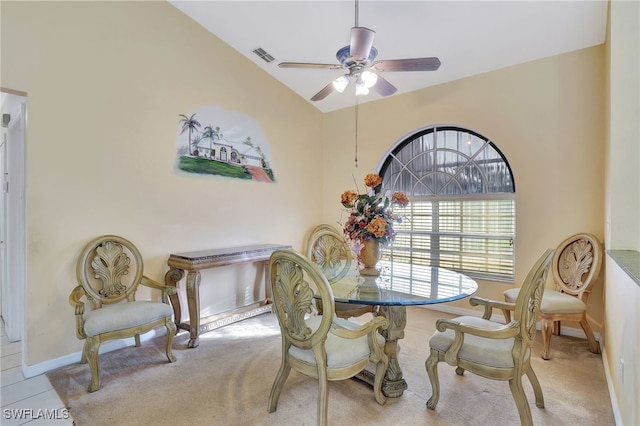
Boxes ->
[425,249,554,426]
[267,249,389,426]
[503,233,602,360]
[306,224,374,319]
[69,235,177,392]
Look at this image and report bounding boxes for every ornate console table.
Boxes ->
[165,243,291,348]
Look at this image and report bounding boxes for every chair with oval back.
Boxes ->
[425,249,554,426]
[503,233,602,360]
[306,225,374,319]
[69,235,177,392]
[267,249,389,426]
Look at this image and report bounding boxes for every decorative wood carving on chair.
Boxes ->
[306,224,374,319]
[503,233,602,360]
[267,249,388,426]
[69,235,177,392]
[426,250,554,426]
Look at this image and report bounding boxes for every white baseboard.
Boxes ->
[601,347,623,426]
[22,328,166,378]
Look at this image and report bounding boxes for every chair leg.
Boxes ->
[134,334,141,347]
[316,367,329,426]
[267,357,291,414]
[509,375,534,426]
[540,318,553,360]
[165,318,177,363]
[85,336,101,392]
[554,320,561,336]
[526,367,545,408]
[80,344,88,364]
[372,353,388,406]
[579,316,600,354]
[425,350,440,410]
[502,309,512,324]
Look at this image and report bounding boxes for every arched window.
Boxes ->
[378,125,515,282]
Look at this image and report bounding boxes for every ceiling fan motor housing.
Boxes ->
[336,46,378,68]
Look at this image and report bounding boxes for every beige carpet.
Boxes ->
[47,307,614,426]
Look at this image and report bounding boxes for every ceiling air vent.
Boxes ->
[253,47,275,63]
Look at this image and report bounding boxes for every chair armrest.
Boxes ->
[436,318,520,366]
[140,275,177,304]
[469,296,515,320]
[69,286,87,340]
[329,316,388,339]
[330,316,389,365]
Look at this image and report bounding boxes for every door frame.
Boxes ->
[1,88,27,343]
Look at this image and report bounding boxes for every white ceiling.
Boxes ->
[169,1,608,113]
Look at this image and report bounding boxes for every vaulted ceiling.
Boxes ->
[169,1,608,113]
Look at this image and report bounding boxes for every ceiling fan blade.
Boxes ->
[279,62,343,70]
[350,27,375,62]
[371,74,397,97]
[372,57,441,72]
[310,81,336,101]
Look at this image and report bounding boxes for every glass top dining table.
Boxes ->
[329,266,478,306]
[327,267,478,398]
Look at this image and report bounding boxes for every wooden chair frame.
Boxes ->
[267,249,389,426]
[426,249,554,426]
[306,224,374,319]
[69,235,177,392]
[504,233,602,359]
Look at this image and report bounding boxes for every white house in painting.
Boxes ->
[195,138,267,168]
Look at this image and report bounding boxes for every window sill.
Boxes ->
[607,249,640,288]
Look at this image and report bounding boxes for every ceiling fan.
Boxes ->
[278,0,441,101]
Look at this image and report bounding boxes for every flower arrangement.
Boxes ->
[340,173,409,252]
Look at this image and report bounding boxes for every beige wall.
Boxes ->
[321,46,606,322]
[606,0,640,252]
[603,1,640,425]
[1,1,323,365]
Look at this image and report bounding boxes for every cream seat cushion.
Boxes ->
[83,301,174,337]
[429,315,530,369]
[504,288,586,314]
[289,316,386,369]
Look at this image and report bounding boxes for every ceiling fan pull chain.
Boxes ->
[354,101,359,168]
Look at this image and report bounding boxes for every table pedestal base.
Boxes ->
[354,368,408,398]
[353,304,408,398]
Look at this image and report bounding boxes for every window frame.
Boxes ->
[376,125,516,283]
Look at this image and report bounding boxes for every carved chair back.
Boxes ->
[270,249,335,350]
[512,249,554,359]
[306,227,353,283]
[551,233,602,302]
[76,235,145,310]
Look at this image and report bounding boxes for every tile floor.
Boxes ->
[1,319,73,425]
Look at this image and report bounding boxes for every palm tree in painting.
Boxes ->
[191,134,203,156]
[202,125,223,159]
[178,114,201,155]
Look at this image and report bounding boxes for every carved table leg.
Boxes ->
[186,270,202,348]
[164,267,184,330]
[355,305,408,398]
[377,305,408,397]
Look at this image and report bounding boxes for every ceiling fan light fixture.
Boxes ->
[332,75,350,93]
[355,80,369,96]
[361,70,378,88]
